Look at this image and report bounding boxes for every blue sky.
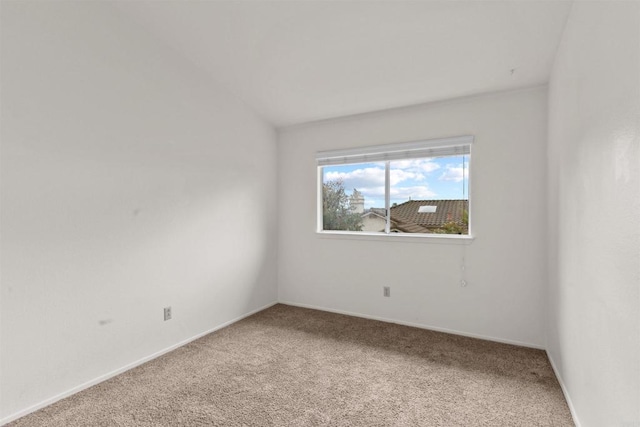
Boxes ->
[322,155,469,209]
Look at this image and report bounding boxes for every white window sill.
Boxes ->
[316,231,475,245]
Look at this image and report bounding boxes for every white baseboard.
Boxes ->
[279,300,545,350]
[0,301,278,426]
[546,351,581,427]
[2,300,554,425]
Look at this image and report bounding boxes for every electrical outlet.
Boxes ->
[164,307,172,321]
[383,286,391,297]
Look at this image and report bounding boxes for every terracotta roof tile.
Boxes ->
[390,200,468,230]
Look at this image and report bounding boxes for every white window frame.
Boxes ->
[316,135,474,241]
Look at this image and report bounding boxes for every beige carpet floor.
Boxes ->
[9,304,574,426]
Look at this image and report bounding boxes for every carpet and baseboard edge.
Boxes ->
[0,301,279,426]
[3,301,574,426]
[278,301,546,350]
[546,351,582,427]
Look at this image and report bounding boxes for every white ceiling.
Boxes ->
[115,1,572,127]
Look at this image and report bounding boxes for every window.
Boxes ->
[317,135,472,236]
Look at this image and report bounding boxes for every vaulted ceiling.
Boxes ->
[115,1,573,127]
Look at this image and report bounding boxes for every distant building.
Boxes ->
[361,208,387,232]
[349,189,365,214]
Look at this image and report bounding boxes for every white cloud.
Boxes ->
[325,159,441,189]
[325,166,426,189]
[390,185,436,200]
[438,164,469,182]
[324,161,440,207]
[358,186,385,196]
[389,169,424,185]
[325,167,385,189]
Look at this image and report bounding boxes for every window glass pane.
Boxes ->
[321,162,386,232]
[389,155,469,234]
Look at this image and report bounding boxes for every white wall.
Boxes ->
[278,87,548,348]
[547,2,640,426]
[0,2,278,422]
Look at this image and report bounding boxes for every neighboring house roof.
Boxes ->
[366,208,386,218]
[391,221,429,234]
[392,200,468,233]
[362,200,469,234]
